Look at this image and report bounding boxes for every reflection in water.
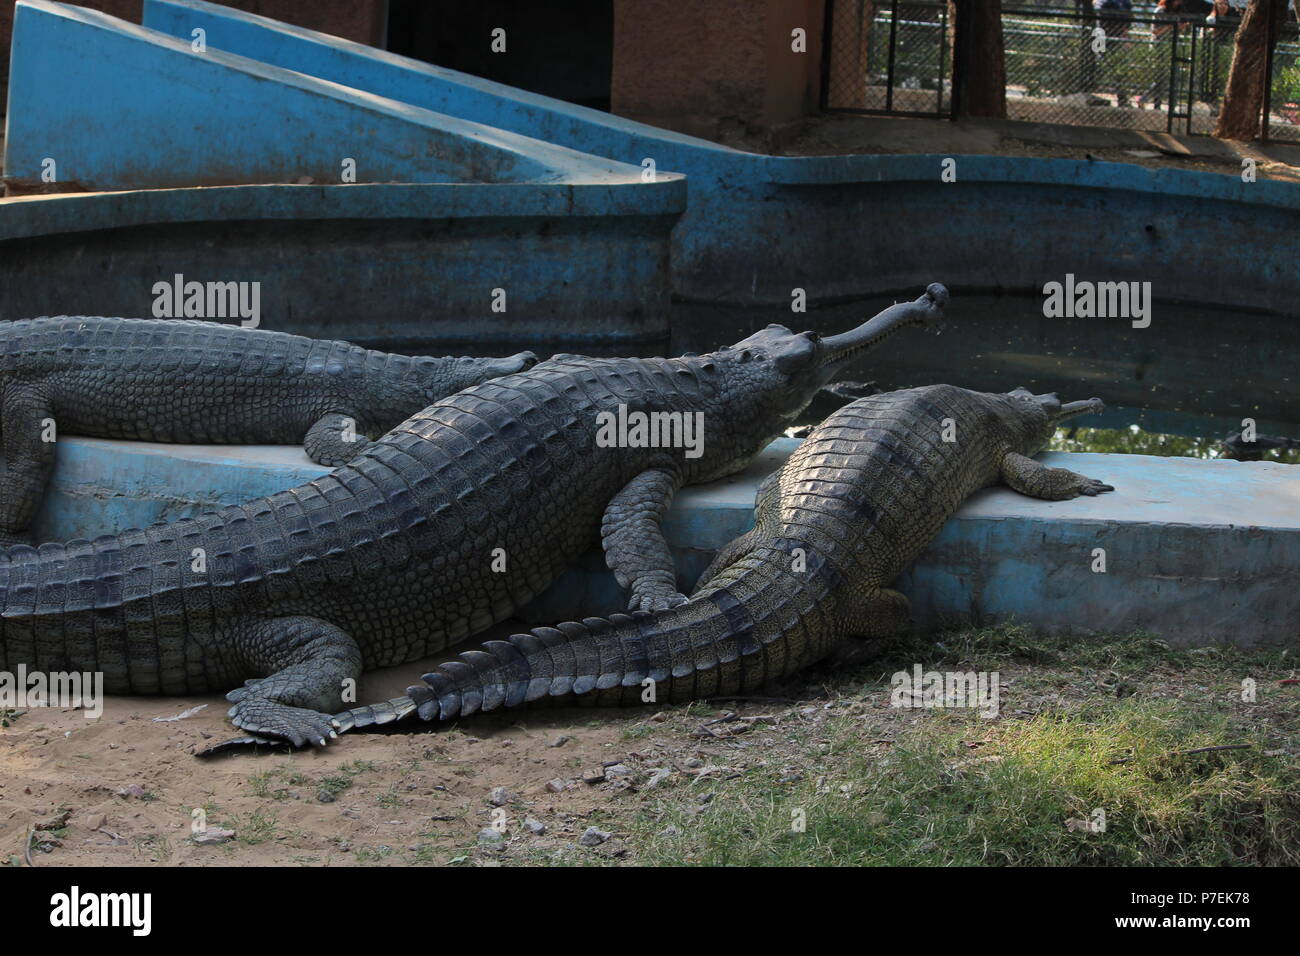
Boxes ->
[364,292,1299,458]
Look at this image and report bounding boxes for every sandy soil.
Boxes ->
[0,638,665,866]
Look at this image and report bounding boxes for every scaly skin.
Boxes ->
[332,384,1111,733]
[0,287,948,749]
[0,316,537,544]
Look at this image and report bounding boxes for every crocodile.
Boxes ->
[0,285,947,749]
[0,316,537,544]
[329,383,1112,733]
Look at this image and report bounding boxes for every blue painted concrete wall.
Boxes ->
[143,0,1300,317]
[33,437,1300,648]
[0,182,683,344]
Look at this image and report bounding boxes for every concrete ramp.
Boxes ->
[4,0,642,190]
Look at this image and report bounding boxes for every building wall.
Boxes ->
[610,0,824,144]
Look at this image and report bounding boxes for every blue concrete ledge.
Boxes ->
[143,0,1300,317]
[32,437,1300,648]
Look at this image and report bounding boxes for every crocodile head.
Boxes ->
[697,283,948,478]
[1003,386,1106,455]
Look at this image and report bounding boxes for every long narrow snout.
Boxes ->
[819,282,949,367]
[1056,398,1105,423]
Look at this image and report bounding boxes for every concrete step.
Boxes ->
[28,437,1298,648]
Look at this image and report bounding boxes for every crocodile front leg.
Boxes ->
[601,467,687,612]
[0,385,56,544]
[225,616,363,747]
[304,412,372,467]
[1000,452,1115,500]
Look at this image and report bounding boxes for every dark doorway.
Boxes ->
[387,0,614,110]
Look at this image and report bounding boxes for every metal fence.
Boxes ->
[821,0,1300,142]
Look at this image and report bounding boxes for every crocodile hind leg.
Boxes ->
[843,587,912,639]
[692,470,783,594]
[304,412,371,467]
[225,616,363,747]
[1000,452,1114,501]
[0,385,56,545]
[601,467,688,612]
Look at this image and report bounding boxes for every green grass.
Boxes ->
[624,627,1299,866]
[1049,424,1300,463]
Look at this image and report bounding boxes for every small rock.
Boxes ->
[644,768,673,790]
[684,758,703,769]
[192,827,235,846]
[604,763,632,779]
[83,813,107,831]
[650,711,668,723]
[545,778,568,793]
[581,768,607,785]
[116,784,147,799]
[317,789,336,803]
[36,810,71,831]
[658,825,680,838]
[477,828,506,845]
[578,826,611,847]
[523,818,546,835]
[487,787,511,807]
[549,735,571,748]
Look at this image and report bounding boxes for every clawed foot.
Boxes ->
[226,685,340,749]
[1071,474,1115,497]
[628,586,688,613]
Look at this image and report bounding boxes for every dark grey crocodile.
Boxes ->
[0,316,536,544]
[330,383,1111,731]
[0,286,947,749]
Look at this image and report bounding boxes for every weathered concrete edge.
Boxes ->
[32,438,1300,648]
[0,180,687,242]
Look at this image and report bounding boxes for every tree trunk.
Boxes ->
[1214,0,1287,140]
[952,0,1007,118]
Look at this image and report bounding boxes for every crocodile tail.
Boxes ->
[408,553,839,722]
[331,695,419,733]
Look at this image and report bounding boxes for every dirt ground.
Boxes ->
[5,627,1296,867]
[1,637,650,866]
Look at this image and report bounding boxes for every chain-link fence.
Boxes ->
[821,0,1300,141]
[823,1,952,115]
[1268,20,1300,140]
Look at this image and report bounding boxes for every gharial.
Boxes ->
[0,285,948,749]
[0,316,537,545]
[325,384,1112,736]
